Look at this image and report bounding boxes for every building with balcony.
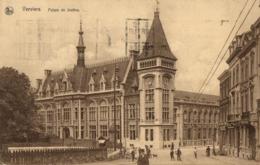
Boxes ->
[35,9,219,149]
[218,17,260,160]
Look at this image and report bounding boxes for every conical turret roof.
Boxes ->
[138,11,177,60]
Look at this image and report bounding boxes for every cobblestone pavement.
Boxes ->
[81,146,259,165]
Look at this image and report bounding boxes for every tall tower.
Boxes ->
[76,21,86,67]
[137,8,177,149]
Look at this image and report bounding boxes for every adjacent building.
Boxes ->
[218,17,260,160]
[36,9,219,149]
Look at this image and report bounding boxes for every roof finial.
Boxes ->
[79,19,83,34]
[155,0,159,13]
[154,0,159,16]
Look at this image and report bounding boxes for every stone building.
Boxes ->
[174,90,219,147]
[36,9,219,149]
[218,70,230,153]
[218,17,260,160]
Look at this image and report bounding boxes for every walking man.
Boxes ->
[176,148,182,161]
[206,146,210,157]
[170,149,174,160]
[194,146,197,159]
[131,148,135,162]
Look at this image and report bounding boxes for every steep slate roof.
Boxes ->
[41,57,130,93]
[175,90,219,104]
[138,11,177,60]
[85,57,130,92]
[41,69,73,92]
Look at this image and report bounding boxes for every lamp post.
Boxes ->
[113,64,119,151]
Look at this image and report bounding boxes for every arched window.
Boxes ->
[63,103,71,123]
[100,100,108,121]
[89,102,97,121]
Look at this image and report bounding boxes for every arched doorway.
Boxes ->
[63,127,70,139]
[248,125,256,160]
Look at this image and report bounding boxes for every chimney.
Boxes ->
[36,79,42,89]
[130,50,139,70]
[44,69,52,77]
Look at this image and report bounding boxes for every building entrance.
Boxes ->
[63,127,70,139]
[249,125,256,160]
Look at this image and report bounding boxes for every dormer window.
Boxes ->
[54,82,59,95]
[63,81,67,91]
[89,76,95,92]
[100,74,106,91]
[46,84,52,97]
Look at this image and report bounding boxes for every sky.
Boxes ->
[0,0,259,95]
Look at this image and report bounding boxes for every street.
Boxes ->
[84,147,259,165]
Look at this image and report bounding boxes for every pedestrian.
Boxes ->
[213,146,216,156]
[131,147,135,162]
[170,149,174,160]
[206,146,210,157]
[137,149,149,165]
[176,148,182,161]
[171,142,174,150]
[145,145,151,159]
[194,146,197,159]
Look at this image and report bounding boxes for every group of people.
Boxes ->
[130,145,151,165]
[170,144,182,161]
[128,144,216,165]
[170,145,215,161]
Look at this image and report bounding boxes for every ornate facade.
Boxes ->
[36,10,219,149]
[218,17,260,160]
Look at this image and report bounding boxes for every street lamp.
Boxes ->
[113,64,119,151]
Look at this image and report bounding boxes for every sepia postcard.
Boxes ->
[0,0,259,165]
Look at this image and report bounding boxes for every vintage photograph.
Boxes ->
[0,0,259,164]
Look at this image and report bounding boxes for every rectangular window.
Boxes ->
[150,129,154,141]
[145,107,155,121]
[100,125,108,137]
[81,108,84,120]
[145,129,149,141]
[75,108,78,120]
[89,107,96,121]
[173,129,177,140]
[129,125,136,140]
[116,125,120,139]
[162,107,169,122]
[40,111,45,124]
[47,110,53,123]
[63,108,70,122]
[57,109,61,121]
[250,88,254,111]
[173,108,177,122]
[145,89,154,103]
[111,106,120,119]
[81,126,84,139]
[163,129,170,141]
[89,125,96,139]
[162,89,169,103]
[128,104,136,119]
[100,106,108,120]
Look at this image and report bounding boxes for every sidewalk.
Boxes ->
[209,155,259,165]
